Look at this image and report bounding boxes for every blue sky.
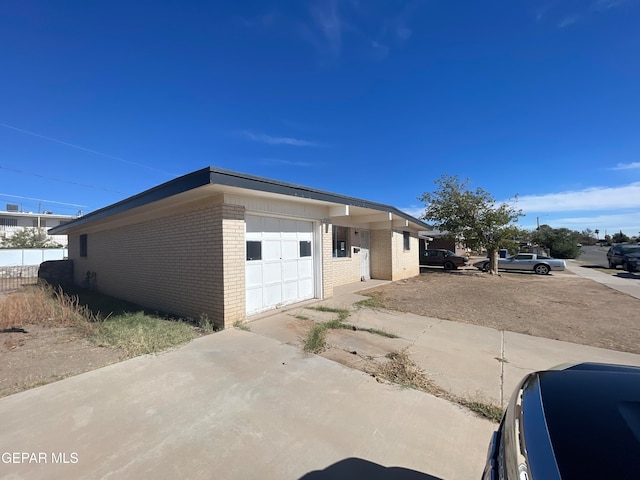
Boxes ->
[1,0,639,237]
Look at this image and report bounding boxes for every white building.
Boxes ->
[0,205,78,247]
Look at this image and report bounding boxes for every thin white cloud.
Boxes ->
[590,0,629,12]
[308,0,342,57]
[558,15,580,27]
[612,162,640,170]
[239,131,322,147]
[514,182,640,213]
[258,158,317,167]
[401,206,425,219]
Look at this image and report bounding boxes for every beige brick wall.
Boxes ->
[68,200,245,329]
[329,227,362,287]
[321,222,334,298]
[391,230,420,280]
[370,229,392,280]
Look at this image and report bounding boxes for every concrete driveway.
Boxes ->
[0,329,494,480]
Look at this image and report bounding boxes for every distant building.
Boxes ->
[0,205,78,247]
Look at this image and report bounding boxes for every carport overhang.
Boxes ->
[49,166,429,235]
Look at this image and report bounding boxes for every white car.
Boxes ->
[473,253,566,275]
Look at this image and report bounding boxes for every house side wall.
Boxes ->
[391,230,420,281]
[219,205,246,326]
[68,201,245,329]
[370,229,392,280]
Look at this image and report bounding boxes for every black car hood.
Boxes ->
[534,368,640,480]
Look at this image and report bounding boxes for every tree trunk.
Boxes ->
[487,248,499,275]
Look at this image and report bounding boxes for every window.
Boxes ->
[0,218,18,227]
[300,241,312,257]
[403,231,411,251]
[332,226,350,258]
[32,219,47,227]
[246,241,262,261]
[80,234,88,257]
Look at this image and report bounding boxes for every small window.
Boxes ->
[0,217,18,227]
[403,231,411,251]
[300,241,312,257]
[246,241,262,261]
[80,234,88,257]
[333,226,350,258]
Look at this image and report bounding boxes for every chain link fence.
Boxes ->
[0,265,39,294]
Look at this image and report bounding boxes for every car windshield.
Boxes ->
[446,250,456,256]
[621,245,640,254]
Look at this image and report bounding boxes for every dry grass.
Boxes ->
[371,349,503,422]
[1,285,199,358]
[0,285,96,331]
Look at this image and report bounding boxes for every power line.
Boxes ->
[0,122,178,177]
[0,193,87,208]
[0,165,130,195]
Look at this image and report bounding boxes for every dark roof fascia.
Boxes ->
[49,166,428,234]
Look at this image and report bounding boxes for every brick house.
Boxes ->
[49,167,428,329]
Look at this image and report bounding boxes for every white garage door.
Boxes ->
[245,216,315,315]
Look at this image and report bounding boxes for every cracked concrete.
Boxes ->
[250,285,640,409]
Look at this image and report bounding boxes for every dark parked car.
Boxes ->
[607,244,640,271]
[482,362,640,480]
[420,249,468,270]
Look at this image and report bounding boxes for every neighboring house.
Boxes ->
[49,167,429,329]
[420,229,468,256]
[0,207,77,247]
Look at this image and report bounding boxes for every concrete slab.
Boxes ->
[0,329,494,480]
[565,261,640,300]
[502,330,640,404]
[407,321,503,406]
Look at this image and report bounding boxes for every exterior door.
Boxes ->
[359,230,371,281]
[245,216,315,315]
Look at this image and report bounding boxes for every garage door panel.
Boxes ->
[245,264,263,287]
[298,278,313,298]
[298,259,313,278]
[281,282,298,302]
[245,215,315,315]
[263,263,282,284]
[282,240,298,260]
[246,288,263,314]
[263,283,282,305]
[282,261,299,281]
[263,240,281,260]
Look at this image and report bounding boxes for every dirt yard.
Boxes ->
[1,324,122,398]
[362,269,640,354]
[2,267,639,398]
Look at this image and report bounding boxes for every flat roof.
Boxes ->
[49,166,428,234]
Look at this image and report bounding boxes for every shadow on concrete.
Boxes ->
[616,272,640,280]
[299,458,443,480]
[579,264,609,269]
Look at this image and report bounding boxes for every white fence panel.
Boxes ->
[0,248,68,266]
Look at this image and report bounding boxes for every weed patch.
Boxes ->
[459,399,504,423]
[371,349,503,422]
[307,306,350,321]
[198,314,214,333]
[233,320,250,331]
[0,285,95,331]
[304,324,327,353]
[354,294,387,310]
[92,313,195,357]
